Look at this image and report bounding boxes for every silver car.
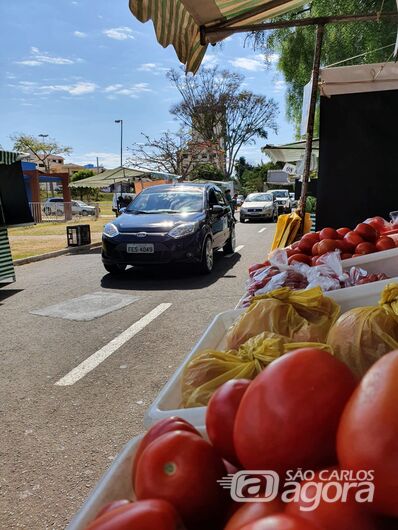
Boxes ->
[240,192,278,223]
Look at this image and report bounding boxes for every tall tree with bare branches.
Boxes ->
[167,67,279,178]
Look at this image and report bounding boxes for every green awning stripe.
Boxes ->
[0,227,15,281]
[0,150,19,165]
[129,0,305,73]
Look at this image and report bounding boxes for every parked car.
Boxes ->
[239,192,278,223]
[269,189,292,213]
[102,183,236,275]
[43,198,96,216]
[289,192,298,209]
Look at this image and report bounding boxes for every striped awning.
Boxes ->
[0,150,19,165]
[0,227,15,283]
[129,0,306,73]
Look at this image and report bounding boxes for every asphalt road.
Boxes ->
[0,220,276,529]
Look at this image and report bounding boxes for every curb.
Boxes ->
[14,242,102,266]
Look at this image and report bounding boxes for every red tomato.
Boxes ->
[376,237,396,251]
[132,417,200,486]
[288,254,312,266]
[318,239,339,255]
[355,242,376,255]
[286,470,379,530]
[319,227,338,240]
[311,256,320,266]
[354,223,379,243]
[344,231,364,249]
[206,379,251,465]
[311,243,320,256]
[352,254,361,258]
[234,348,357,475]
[291,241,301,250]
[337,227,351,238]
[239,514,320,530]
[337,239,355,253]
[298,233,320,254]
[337,350,398,517]
[224,500,284,530]
[135,431,228,526]
[95,500,131,519]
[341,253,353,260]
[286,248,299,258]
[364,216,390,234]
[86,500,183,530]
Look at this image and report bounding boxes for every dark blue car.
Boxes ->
[102,183,236,274]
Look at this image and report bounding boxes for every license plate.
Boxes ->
[127,244,154,254]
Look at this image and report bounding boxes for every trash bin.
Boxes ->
[67,225,91,247]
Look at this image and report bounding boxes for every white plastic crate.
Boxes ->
[342,246,398,276]
[144,310,242,429]
[145,278,398,428]
[67,427,206,530]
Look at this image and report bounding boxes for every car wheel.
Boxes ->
[199,236,214,274]
[104,263,127,275]
[81,210,89,216]
[223,226,236,255]
[56,209,63,216]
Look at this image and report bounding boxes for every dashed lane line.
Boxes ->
[54,303,172,386]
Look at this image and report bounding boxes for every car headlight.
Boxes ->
[103,223,119,237]
[168,222,199,239]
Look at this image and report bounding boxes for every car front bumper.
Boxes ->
[240,209,274,219]
[102,231,204,265]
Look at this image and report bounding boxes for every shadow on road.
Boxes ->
[0,288,24,305]
[100,251,241,291]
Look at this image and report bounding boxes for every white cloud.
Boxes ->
[16,47,77,66]
[74,31,87,38]
[274,80,287,93]
[103,82,152,98]
[138,63,157,71]
[229,54,265,72]
[72,152,121,168]
[15,80,97,96]
[202,54,218,66]
[103,27,135,41]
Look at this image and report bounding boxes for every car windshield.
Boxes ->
[245,193,273,202]
[127,190,204,213]
[272,191,289,198]
[74,201,87,206]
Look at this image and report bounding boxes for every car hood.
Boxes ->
[114,211,204,233]
[242,201,273,208]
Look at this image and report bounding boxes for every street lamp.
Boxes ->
[115,119,123,168]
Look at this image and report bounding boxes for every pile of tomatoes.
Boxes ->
[286,220,397,267]
[85,348,398,530]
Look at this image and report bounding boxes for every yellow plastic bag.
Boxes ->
[327,283,398,378]
[226,286,340,350]
[181,331,332,408]
[271,212,312,251]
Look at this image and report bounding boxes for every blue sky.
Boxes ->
[0,0,296,169]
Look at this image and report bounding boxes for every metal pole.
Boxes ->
[299,24,325,219]
[120,119,123,168]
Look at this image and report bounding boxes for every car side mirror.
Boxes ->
[119,207,127,214]
[210,204,224,214]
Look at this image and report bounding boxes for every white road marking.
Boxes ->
[225,244,245,258]
[55,303,172,386]
[235,244,244,252]
[258,227,267,233]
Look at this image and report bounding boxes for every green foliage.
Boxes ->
[10,133,72,170]
[70,170,96,201]
[237,160,283,194]
[306,195,317,213]
[190,163,226,181]
[251,1,397,134]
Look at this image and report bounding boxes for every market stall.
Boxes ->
[0,150,34,285]
[66,3,398,529]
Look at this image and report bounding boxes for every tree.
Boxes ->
[127,129,207,179]
[70,169,95,201]
[167,67,279,178]
[10,133,72,172]
[234,156,254,185]
[190,163,225,181]
[250,0,398,134]
[238,161,283,194]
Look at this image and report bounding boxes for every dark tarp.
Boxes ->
[0,161,34,227]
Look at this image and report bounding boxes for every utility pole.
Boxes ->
[115,119,123,167]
